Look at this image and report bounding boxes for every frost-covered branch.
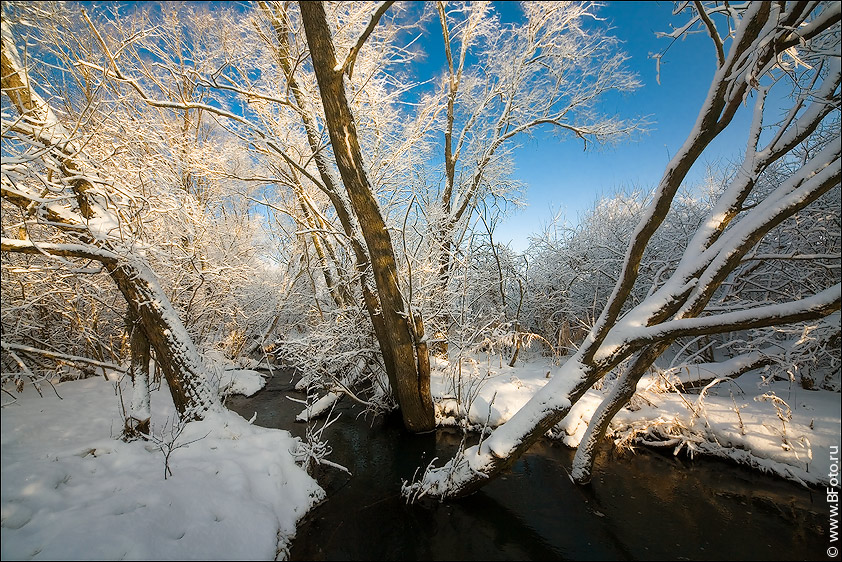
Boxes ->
[339,1,395,79]
[1,340,125,374]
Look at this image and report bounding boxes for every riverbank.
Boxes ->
[2,355,837,560]
[426,354,841,488]
[1,373,322,560]
[229,370,829,561]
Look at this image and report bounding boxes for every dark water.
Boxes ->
[226,370,828,561]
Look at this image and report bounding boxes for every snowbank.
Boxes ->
[430,353,841,487]
[220,368,267,398]
[1,376,323,561]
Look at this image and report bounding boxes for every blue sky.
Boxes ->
[470,1,756,251]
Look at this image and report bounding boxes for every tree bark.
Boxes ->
[571,345,665,484]
[0,241,222,421]
[299,1,434,432]
[259,1,397,395]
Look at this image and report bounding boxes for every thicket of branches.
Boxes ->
[2,1,839,488]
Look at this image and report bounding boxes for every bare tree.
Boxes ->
[63,0,436,430]
[404,1,840,500]
[58,1,651,432]
[1,12,221,420]
[422,1,643,350]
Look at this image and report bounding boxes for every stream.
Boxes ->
[226,369,828,561]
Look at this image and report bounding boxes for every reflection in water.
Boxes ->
[226,371,826,561]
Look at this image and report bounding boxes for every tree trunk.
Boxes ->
[570,345,664,484]
[408,356,604,499]
[108,257,221,420]
[0,240,224,422]
[125,309,151,438]
[299,1,434,432]
[259,0,397,398]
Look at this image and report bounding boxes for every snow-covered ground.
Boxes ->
[1,371,323,561]
[430,352,841,487]
[2,353,838,561]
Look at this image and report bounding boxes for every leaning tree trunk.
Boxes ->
[259,0,400,401]
[403,2,841,499]
[108,257,221,419]
[0,240,224,421]
[299,0,434,432]
[570,345,664,484]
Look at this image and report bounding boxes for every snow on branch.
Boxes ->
[405,0,840,501]
[1,341,125,374]
[633,284,841,346]
[0,237,119,263]
[338,1,395,79]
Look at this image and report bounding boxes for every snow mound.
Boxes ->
[430,353,841,487]
[219,369,267,397]
[1,376,323,561]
